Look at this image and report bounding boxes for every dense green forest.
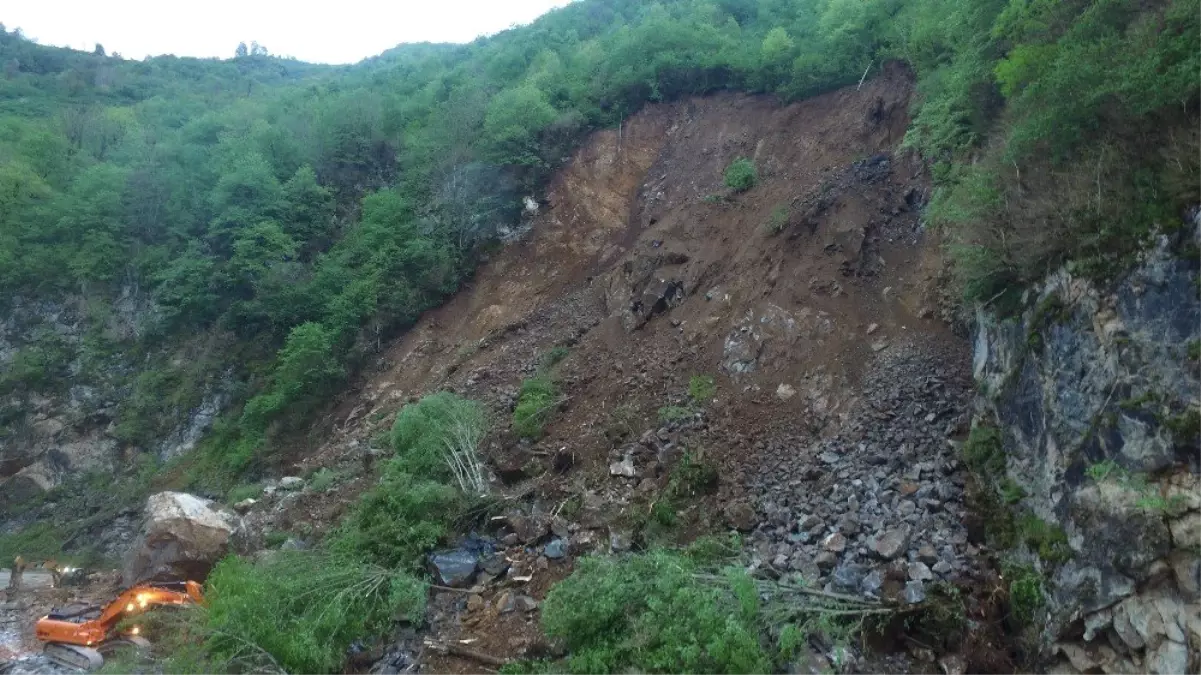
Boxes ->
[1,0,1196,489]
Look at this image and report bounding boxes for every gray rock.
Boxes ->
[815,551,839,570]
[822,533,848,553]
[904,580,926,604]
[860,569,884,596]
[508,514,550,544]
[832,564,866,591]
[798,514,823,531]
[724,502,757,531]
[908,562,934,582]
[872,527,910,560]
[932,561,952,576]
[543,538,567,559]
[430,549,478,587]
[279,476,303,490]
[122,491,241,585]
[917,545,938,565]
[1147,639,1189,675]
[516,595,539,612]
[610,530,633,553]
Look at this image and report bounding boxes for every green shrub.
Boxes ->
[688,375,717,404]
[330,466,464,570]
[1016,514,1070,564]
[204,552,425,673]
[724,158,758,193]
[308,468,340,493]
[263,530,289,548]
[226,483,261,504]
[541,551,771,674]
[513,374,559,439]
[961,424,1005,479]
[1002,562,1045,627]
[542,346,570,369]
[658,405,693,424]
[764,205,789,234]
[391,392,488,482]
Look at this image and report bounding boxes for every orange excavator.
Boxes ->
[35,580,204,671]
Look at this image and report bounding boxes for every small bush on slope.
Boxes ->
[723,158,758,193]
[391,391,489,492]
[540,550,770,674]
[513,374,560,439]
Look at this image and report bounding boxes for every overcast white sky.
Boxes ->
[3,0,575,64]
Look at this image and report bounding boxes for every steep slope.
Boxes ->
[242,65,994,672]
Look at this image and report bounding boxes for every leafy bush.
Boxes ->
[513,374,560,439]
[961,424,1005,479]
[723,158,758,193]
[204,552,426,673]
[540,551,771,674]
[392,392,489,490]
[330,466,464,571]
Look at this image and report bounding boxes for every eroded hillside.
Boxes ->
[231,65,999,673]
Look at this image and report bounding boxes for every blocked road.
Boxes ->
[0,570,54,590]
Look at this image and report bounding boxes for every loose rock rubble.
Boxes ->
[745,339,979,604]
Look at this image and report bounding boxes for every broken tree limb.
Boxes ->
[422,638,508,667]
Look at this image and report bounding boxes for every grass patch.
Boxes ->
[657,405,693,424]
[541,346,570,369]
[1016,514,1070,564]
[1001,561,1045,627]
[688,374,716,404]
[307,468,341,493]
[724,157,758,193]
[1188,340,1200,362]
[513,374,560,439]
[962,424,1005,479]
[226,483,261,504]
[764,205,789,234]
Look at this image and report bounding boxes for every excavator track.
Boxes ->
[43,635,150,671]
[43,642,104,671]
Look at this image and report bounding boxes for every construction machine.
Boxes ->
[35,580,204,670]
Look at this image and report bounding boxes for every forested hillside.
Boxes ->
[1,1,1198,673]
[1,0,1196,492]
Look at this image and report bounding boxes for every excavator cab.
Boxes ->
[36,579,204,671]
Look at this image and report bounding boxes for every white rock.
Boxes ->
[1147,639,1188,675]
[122,491,241,585]
[1169,512,1201,549]
[609,457,636,478]
[776,383,797,401]
[279,476,304,490]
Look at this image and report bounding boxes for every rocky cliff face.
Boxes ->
[973,217,1201,673]
[0,289,231,510]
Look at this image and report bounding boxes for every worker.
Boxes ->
[42,559,63,588]
[8,555,25,592]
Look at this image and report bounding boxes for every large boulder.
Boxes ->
[122,491,241,585]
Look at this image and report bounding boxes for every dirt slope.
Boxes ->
[253,63,993,672]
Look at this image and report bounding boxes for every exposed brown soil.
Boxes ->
[247,62,991,673]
